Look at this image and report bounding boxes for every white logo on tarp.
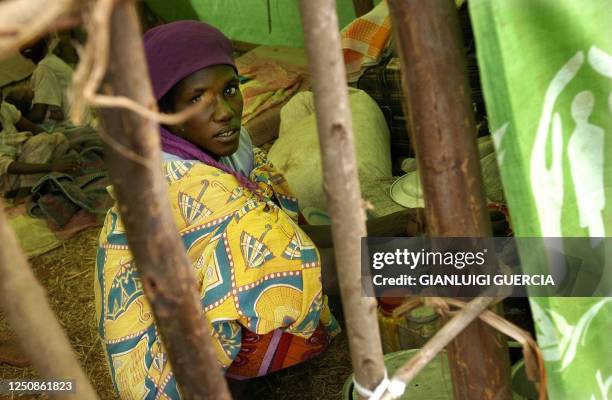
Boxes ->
[531,298,612,370]
[530,47,611,239]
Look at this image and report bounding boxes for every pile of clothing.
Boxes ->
[26,129,112,227]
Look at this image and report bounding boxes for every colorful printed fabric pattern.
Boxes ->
[341,1,392,83]
[95,149,335,399]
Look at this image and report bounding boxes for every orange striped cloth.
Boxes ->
[341,1,392,82]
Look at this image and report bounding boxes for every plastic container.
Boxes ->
[511,359,538,400]
[342,349,453,400]
[342,350,535,400]
[377,304,440,353]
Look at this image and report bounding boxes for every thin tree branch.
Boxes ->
[352,0,375,17]
[93,1,232,399]
[0,208,98,400]
[0,0,79,61]
[298,1,386,399]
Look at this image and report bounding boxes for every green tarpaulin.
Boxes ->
[145,0,381,47]
[470,0,612,398]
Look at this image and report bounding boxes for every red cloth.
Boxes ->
[226,323,331,380]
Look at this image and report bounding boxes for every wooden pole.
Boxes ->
[0,208,98,400]
[387,0,513,399]
[94,2,231,399]
[352,0,375,17]
[298,1,386,399]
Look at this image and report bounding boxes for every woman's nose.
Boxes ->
[213,97,233,122]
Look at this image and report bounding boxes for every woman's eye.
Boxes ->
[225,86,238,97]
[190,95,202,104]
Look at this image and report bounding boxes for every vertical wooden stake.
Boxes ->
[298,1,386,399]
[352,0,375,17]
[0,207,98,400]
[387,0,513,398]
[94,2,231,399]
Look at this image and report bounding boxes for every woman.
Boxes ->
[95,21,342,399]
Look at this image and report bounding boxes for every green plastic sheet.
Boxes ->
[145,0,382,47]
[470,0,612,398]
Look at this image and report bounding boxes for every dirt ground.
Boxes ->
[0,227,352,400]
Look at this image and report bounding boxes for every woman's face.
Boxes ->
[170,65,243,158]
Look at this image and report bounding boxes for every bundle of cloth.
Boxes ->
[26,136,112,227]
[341,1,393,83]
[234,46,310,146]
[267,88,393,220]
[238,60,303,124]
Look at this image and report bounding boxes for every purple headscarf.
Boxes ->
[143,20,258,190]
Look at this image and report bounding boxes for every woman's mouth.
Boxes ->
[214,128,239,142]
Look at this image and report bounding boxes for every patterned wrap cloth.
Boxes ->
[95,148,339,399]
[341,1,392,83]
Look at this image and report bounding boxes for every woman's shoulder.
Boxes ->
[162,159,220,184]
[100,161,252,243]
[162,159,251,212]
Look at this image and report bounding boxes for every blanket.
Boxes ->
[27,129,112,227]
[3,200,100,258]
[342,1,392,82]
[238,61,302,124]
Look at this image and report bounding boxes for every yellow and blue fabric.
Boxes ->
[95,148,336,399]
